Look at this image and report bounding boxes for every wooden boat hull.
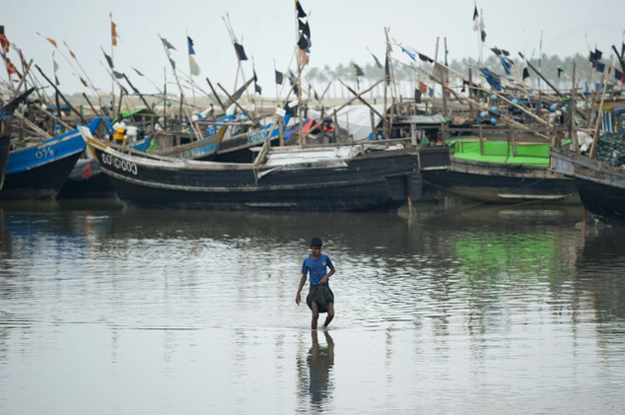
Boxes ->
[1,118,102,200]
[57,158,115,198]
[1,151,83,199]
[58,135,152,199]
[423,158,579,204]
[90,141,421,211]
[0,135,10,191]
[551,147,625,224]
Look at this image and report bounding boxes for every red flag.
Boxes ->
[419,81,427,93]
[299,49,309,66]
[111,21,118,46]
[0,33,9,53]
[46,38,58,48]
[6,58,21,79]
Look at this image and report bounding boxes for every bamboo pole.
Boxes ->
[217,83,260,126]
[337,79,384,119]
[569,64,578,152]
[589,67,611,158]
[34,64,86,124]
[206,76,226,111]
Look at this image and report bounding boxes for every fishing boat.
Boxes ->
[551,133,625,225]
[82,128,421,211]
[1,117,103,200]
[0,88,35,191]
[58,119,153,199]
[149,113,296,163]
[422,127,579,204]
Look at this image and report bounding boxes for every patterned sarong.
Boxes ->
[306,284,334,313]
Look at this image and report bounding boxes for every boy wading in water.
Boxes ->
[296,237,336,330]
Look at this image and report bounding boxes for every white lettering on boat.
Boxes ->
[35,148,56,159]
[101,153,138,175]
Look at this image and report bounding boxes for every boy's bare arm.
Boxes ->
[319,268,335,285]
[295,274,307,305]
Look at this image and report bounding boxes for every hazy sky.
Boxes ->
[3,0,624,96]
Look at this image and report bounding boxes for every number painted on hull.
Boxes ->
[101,153,138,175]
[35,148,56,159]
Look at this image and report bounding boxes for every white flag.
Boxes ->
[189,55,200,76]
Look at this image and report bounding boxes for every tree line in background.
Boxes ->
[303,53,607,98]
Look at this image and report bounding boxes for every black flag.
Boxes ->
[297,34,309,51]
[523,67,530,80]
[298,19,311,39]
[370,52,383,69]
[418,53,433,63]
[414,88,422,104]
[353,63,364,77]
[481,30,487,42]
[275,70,284,85]
[594,48,603,60]
[296,0,307,18]
[557,67,564,78]
[159,36,177,51]
[253,70,261,95]
[233,43,248,61]
[103,51,114,69]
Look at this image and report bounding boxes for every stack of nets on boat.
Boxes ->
[593,133,625,167]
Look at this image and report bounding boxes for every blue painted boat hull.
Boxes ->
[1,118,102,200]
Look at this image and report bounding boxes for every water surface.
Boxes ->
[0,201,624,414]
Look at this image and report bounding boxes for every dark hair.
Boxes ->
[310,237,323,247]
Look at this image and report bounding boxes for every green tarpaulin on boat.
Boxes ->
[113,108,158,123]
[447,137,571,167]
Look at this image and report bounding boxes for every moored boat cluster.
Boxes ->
[1,3,625,223]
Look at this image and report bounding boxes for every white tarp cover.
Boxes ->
[396,114,446,124]
[264,146,363,167]
[307,105,385,142]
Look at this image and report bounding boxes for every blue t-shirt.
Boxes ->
[302,254,334,285]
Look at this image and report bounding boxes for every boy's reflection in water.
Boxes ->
[307,330,335,409]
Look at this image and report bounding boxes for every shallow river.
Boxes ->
[0,200,624,414]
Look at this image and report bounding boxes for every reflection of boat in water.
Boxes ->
[417,203,585,228]
[574,227,625,321]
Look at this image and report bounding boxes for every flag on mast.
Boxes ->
[224,15,248,61]
[111,14,118,46]
[472,6,479,32]
[187,36,200,76]
[296,0,311,67]
[0,32,9,53]
[275,70,284,85]
[368,48,383,69]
